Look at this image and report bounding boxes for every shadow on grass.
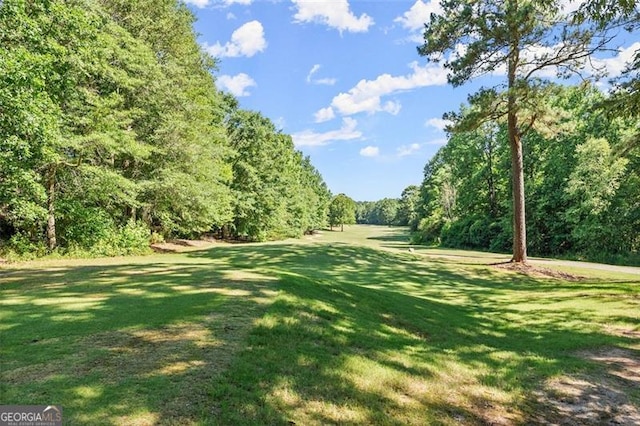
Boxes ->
[366,228,410,243]
[1,242,639,424]
[185,244,639,424]
[0,261,282,424]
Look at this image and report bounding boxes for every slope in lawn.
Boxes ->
[1,225,638,425]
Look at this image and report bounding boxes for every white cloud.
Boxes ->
[184,0,211,7]
[226,12,236,19]
[292,117,362,147]
[594,42,640,78]
[314,107,335,123]
[216,73,256,96]
[274,116,286,130]
[425,117,451,131]
[394,0,442,31]
[191,0,250,6]
[427,137,448,146]
[306,64,337,86]
[383,100,401,115]
[329,61,448,116]
[397,143,421,157]
[292,0,374,33]
[559,0,588,15]
[519,43,573,78]
[517,41,640,80]
[360,146,380,157]
[203,21,266,58]
[315,77,337,86]
[306,64,321,82]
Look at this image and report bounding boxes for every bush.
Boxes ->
[54,200,151,257]
[469,218,503,250]
[118,220,150,253]
[2,232,47,260]
[441,218,473,248]
[86,220,150,257]
[150,232,165,244]
[57,202,115,248]
[413,216,444,245]
[489,220,512,253]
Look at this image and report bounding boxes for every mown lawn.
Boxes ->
[1,225,639,425]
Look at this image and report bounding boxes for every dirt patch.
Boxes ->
[151,238,217,253]
[492,262,585,281]
[534,347,640,425]
[603,326,640,339]
[579,348,640,384]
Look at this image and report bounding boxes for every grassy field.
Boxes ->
[1,225,639,425]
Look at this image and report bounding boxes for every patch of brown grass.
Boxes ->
[534,347,640,425]
[150,239,219,253]
[492,262,585,281]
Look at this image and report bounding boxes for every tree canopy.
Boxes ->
[418,0,611,263]
[413,83,639,262]
[0,0,330,258]
[329,194,356,232]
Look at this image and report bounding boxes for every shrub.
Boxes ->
[413,216,444,245]
[2,232,47,260]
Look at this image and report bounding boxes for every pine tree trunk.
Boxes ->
[46,165,57,251]
[507,49,527,264]
[509,120,527,263]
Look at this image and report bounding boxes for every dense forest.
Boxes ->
[412,84,639,264]
[1,0,638,265]
[355,186,420,228]
[409,0,640,264]
[0,0,330,259]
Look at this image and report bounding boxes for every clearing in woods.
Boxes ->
[1,225,639,425]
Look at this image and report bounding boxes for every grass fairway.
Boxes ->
[1,225,639,425]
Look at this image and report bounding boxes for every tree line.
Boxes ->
[354,187,420,228]
[412,84,639,264]
[0,0,330,259]
[410,0,639,265]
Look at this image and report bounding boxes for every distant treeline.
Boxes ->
[0,0,330,259]
[410,84,639,264]
[355,188,420,227]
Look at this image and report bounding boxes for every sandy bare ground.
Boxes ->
[150,238,219,253]
[535,348,640,426]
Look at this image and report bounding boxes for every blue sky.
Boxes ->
[184,0,639,201]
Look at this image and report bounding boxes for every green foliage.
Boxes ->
[412,216,444,245]
[376,198,400,226]
[564,138,629,253]
[415,83,640,263]
[225,110,329,241]
[418,0,611,262]
[0,0,330,256]
[565,138,628,216]
[2,233,48,260]
[3,226,639,424]
[397,185,421,230]
[356,198,403,226]
[62,220,150,258]
[329,194,356,231]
